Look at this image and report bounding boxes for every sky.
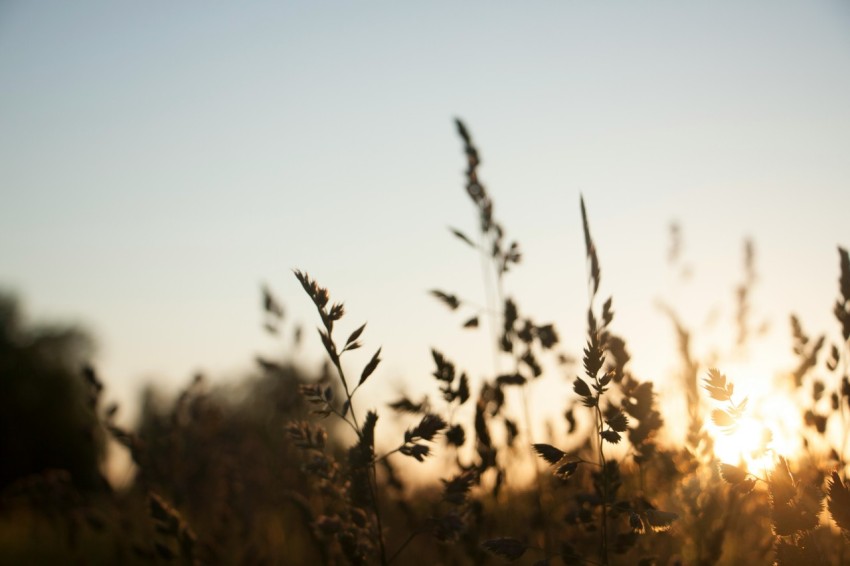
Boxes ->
[1,1,849,439]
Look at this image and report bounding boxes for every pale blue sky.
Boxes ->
[1,1,849,430]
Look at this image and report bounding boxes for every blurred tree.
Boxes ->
[0,292,105,492]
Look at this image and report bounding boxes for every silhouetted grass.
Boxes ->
[1,122,849,565]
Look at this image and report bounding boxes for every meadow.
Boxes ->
[1,121,848,565]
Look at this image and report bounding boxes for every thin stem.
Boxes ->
[388,529,423,564]
[371,447,403,466]
[593,384,609,566]
[479,226,501,377]
[329,335,386,565]
[328,404,360,437]
[332,358,361,434]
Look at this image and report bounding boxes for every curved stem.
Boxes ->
[329,404,360,437]
[388,529,424,564]
[372,447,403,466]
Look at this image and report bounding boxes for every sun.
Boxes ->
[712,417,776,473]
[707,361,805,474]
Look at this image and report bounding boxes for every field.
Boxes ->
[1,122,849,565]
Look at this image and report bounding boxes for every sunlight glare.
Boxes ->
[709,360,804,473]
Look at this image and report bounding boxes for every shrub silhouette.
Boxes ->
[0,293,105,492]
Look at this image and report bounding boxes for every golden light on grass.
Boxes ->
[712,416,791,474]
[5,116,850,564]
[707,360,805,473]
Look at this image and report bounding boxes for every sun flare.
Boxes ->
[707,360,805,473]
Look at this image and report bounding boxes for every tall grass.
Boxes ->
[1,121,849,564]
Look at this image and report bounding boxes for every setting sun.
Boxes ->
[2,2,850,564]
[704,359,809,475]
[711,415,791,474]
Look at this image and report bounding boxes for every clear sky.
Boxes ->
[2,1,849,435]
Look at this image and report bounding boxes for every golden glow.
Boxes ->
[707,359,805,473]
[712,417,783,474]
